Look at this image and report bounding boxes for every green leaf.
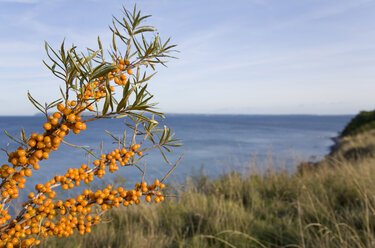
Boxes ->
[116,81,131,112]
[159,125,167,145]
[47,98,63,110]
[98,36,103,58]
[4,130,25,146]
[102,90,110,115]
[60,39,66,63]
[128,112,157,124]
[158,147,172,165]
[44,41,65,71]
[90,64,115,80]
[59,86,66,100]
[67,49,82,76]
[21,128,27,143]
[112,32,117,52]
[134,28,156,35]
[27,92,45,114]
[105,130,122,145]
[105,78,114,112]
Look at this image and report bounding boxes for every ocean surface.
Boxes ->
[0,114,353,189]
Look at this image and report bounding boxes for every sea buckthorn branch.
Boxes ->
[110,6,177,69]
[0,145,182,246]
[0,105,89,201]
[0,110,179,244]
[11,119,180,227]
[0,5,181,247]
[1,4,176,198]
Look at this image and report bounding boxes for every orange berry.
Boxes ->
[28,139,36,147]
[74,122,83,130]
[19,156,27,164]
[119,59,124,65]
[57,103,65,112]
[67,114,76,122]
[34,150,43,159]
[10,158,18,166]
[53,136,61,144]
[37,142,45,149]
[60,124,68,132]
[43,122,52,130]
[51,118,59,125]
[17,150,26,157]
[25,169,32,177]
[132,144,140,150]
[42,152,49,160]
[53,112,62,119]
[43,136,51,143]
[125,60,130,65]
[62,108,71,115]
[127,69,133,75]
[37,134,44,142]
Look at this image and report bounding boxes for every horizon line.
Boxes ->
[0,112,357,117]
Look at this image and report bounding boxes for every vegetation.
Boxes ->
[341,110,375,137]
[1,3,374,248]
[0,6,182,247]
[39,130,375,248]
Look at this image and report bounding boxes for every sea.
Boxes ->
[0,114,353,191]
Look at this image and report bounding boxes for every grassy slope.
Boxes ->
[42,116,375,248]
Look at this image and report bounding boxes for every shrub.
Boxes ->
[0,6,182,247]
[341,110,375,137]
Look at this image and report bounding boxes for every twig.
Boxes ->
[61,140,90,148]
[160,153,184,183]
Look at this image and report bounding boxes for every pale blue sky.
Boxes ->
[0,0,374,115]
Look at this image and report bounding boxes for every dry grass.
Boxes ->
[41,132,375,248]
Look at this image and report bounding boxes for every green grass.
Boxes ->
[41,132,375,248]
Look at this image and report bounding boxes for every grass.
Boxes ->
[41,131,375,248]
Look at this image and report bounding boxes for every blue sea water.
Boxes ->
[0,114,352,190]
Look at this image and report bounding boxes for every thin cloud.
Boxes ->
[0,0,39,3]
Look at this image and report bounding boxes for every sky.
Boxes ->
[0,0,374,115]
